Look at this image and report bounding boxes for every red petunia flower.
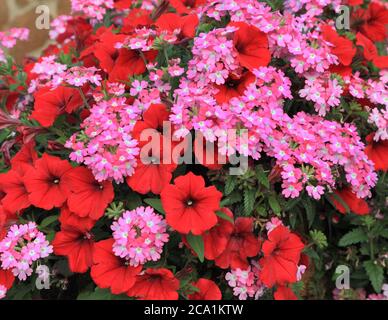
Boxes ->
[0,165,31,215]
[259,225,304,287]
[215,71,255,104]
[121,9,153,33]
[52,224,95,273]
[274,286,298,300]
[24,154,72,210]
[365,133,388,171]
[214,217,260,269]
[331,187,370,215]
[127,268,180,300]
[160,172,222,235]
[169,0,206,15]
[0,269,14,290]
[59,205,97,231]
[156,13,199,41]
[356,33,388,69]
[31,86,83,127]
[62,166,114,220]
[321,25,356,66]
[188,278,222,300]
[229,22,270,71]
[203,208,234,260]
[10,141,38,168]
[352,2,388,42]
[91,239,142,295]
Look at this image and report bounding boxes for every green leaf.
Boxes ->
[363,261,384,293]
[216,210,234,224]
[338,228,368,247]
[303,198,316,228]
[144,198,165,214]
[243,189,256,216]
[224,177,236,195]
[256,166,269,189]
[186,233,205,263]
[268,195,281,216]
[39,215,59,229]
[309,230,328,249]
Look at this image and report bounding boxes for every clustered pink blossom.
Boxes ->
[111,206,169,267]
[51,66,102,88]
[225,263,266,300]
[299,73,343,116]
[49,15,72,40]
[0,222,53,281]
[71,0,114,21]
[0,28,29,62]
[66,97,141,183]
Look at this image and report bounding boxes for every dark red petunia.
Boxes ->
[169,0,206,15]
[0,165,31,215]
[127,268,180,300]
[365,133,388,171]
[321,25,356,66]
[52,224,95,273]
[59,205,97,231]
[274,286,298,300]
[352,2,388,42]
[188,278,222,300]
[203,208,234,260]
[214,217,260,269]
[161,172,222,235]
[356,32,388,69]
[259,225,304,287]
[331,186,370,215]
[0,269,14,290]
[62,166,114,220]
[229,22,270,71]
[31,86,83,127]
[215,71,255,104]
[91,239,142,295]
[156,13,199,41]
[24,154,72,210]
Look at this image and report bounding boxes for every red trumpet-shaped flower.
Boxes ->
[331,187,370,215]
[365,133,388,171]
[91,239,142,295]
[259,225,304,287]
[230,22,270,71]
[24,154,72,210]
[188,278,222,300]
[161,172,222,235]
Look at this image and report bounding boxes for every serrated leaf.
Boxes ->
[186,233,205,263]
[256,166,269,189]
[224,177,236,195]
[363,260,384,293]
[268,195,281,216]
[144,198,165,214]
[338,228,368,247]
[303,198,316,228]
[309,230,328,249]
[39,215,59,229]
[243,189,256,216]
[216,210,234,224]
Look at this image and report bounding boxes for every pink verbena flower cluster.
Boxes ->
[0,222,53,281]
[49,15,72,40]
[299,73,343,116]
[0,28,29,62]
[111,206,169,267]
[66,97,140,183]
[51,66,102,88]
[284,0,342,18]
[225,263,266,300]
[71,0,114,21]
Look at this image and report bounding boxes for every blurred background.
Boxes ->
[0,0,71,62]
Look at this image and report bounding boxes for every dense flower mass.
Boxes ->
[0,0,387,301]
